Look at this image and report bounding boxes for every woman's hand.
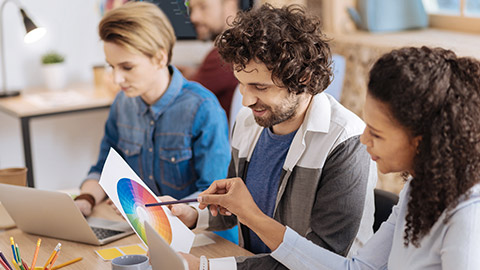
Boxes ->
[106,198,123,216]
[74,199,93,216]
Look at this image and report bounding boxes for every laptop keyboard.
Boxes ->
[91,227,124,240]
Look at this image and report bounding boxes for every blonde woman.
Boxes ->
[75,3,231,234]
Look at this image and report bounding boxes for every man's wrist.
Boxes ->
[74,193,96,209]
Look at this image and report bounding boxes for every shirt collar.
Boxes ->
[302,92,331,134]
[135,65,185,119]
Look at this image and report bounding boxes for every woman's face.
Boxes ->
[360,93,421,175]
[104,41,166,103]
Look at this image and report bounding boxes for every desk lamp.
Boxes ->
[0,0,46,98]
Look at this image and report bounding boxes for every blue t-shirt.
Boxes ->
[245,127,297,254]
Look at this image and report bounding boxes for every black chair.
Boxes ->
[373,189,399,232]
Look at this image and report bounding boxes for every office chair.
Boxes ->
[373,188,399,232]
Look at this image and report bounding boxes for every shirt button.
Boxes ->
[149,175,153,180]
[149,148,153,152]
[171,157,176,162]
[125,150,129,155]
[150,120,154,125]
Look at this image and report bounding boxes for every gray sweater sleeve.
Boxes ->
[236,136,371,269]
[304,136,370,255]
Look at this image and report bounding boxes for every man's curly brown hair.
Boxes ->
[368,46,480,247]
[215,4,332,95]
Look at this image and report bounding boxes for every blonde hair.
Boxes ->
[99,1,176,64]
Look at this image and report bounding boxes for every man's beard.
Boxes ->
[250,95,300,128]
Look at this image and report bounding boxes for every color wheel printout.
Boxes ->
[99,148,195,253]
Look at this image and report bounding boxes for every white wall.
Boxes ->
[2,0,104,91]
[0,0,211,190]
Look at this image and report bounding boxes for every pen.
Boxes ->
[30,239,41,270]
[50,257,82,270]
[0,251,12,270]
[42,243,60,270]
[145,198,198,207]
[9,238,17,264]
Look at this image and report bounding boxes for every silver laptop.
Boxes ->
[0,183,133,245]
[145,221,189,270]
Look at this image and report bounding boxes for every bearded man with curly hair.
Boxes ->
[170,4,377,269]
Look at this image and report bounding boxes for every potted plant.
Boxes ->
[41,51,66,91]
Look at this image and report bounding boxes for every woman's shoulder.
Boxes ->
[181,80,218,101]
[449,183,480,220]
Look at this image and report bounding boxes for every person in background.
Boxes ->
[167,4,377,269]
[179,0,243,121]
[74,1,231,237]
[195,46,480,269]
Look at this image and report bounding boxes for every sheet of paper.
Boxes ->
[95,243,147,261]
[192,233,216,247]
[99,148,195,253]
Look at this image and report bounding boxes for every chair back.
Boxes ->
[373,188,399,232]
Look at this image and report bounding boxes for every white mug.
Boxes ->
[111,255,152,270]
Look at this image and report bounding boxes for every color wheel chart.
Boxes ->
[117,178,172,244]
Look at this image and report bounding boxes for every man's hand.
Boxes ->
[198,177,262,225]
[159,196,198,229]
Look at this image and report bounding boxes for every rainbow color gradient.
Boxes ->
[117,178,172,244]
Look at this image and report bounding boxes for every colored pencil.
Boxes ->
[44,251,59,270]
[30,239,41,270]
[20,260,29,270]
[145,198,198,207]
[14,245,24,270]
[42,244,60,270]
[10,260,20,270]
[0,256,11,270]
[0,251,12,270]
[9,238,16,264]
[50,257,82,270]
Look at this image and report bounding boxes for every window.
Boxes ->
[423,0,480,32]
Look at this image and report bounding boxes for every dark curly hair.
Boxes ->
[368,46,480,247]
[215,4,332,95]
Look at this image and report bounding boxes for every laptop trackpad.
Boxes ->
[87,217,132,232]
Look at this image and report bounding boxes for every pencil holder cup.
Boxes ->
[111,254,152,270]
[0,167,27,186]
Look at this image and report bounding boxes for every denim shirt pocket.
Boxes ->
[117,139,143,176]
[158,147,195,191]
[118,139,142,156]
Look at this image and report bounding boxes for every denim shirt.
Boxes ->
[87,66,231,199]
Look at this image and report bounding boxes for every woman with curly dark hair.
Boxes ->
[195,46,480,269]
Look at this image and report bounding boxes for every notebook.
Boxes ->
[0,183,133,245]
[145,221,188,270]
